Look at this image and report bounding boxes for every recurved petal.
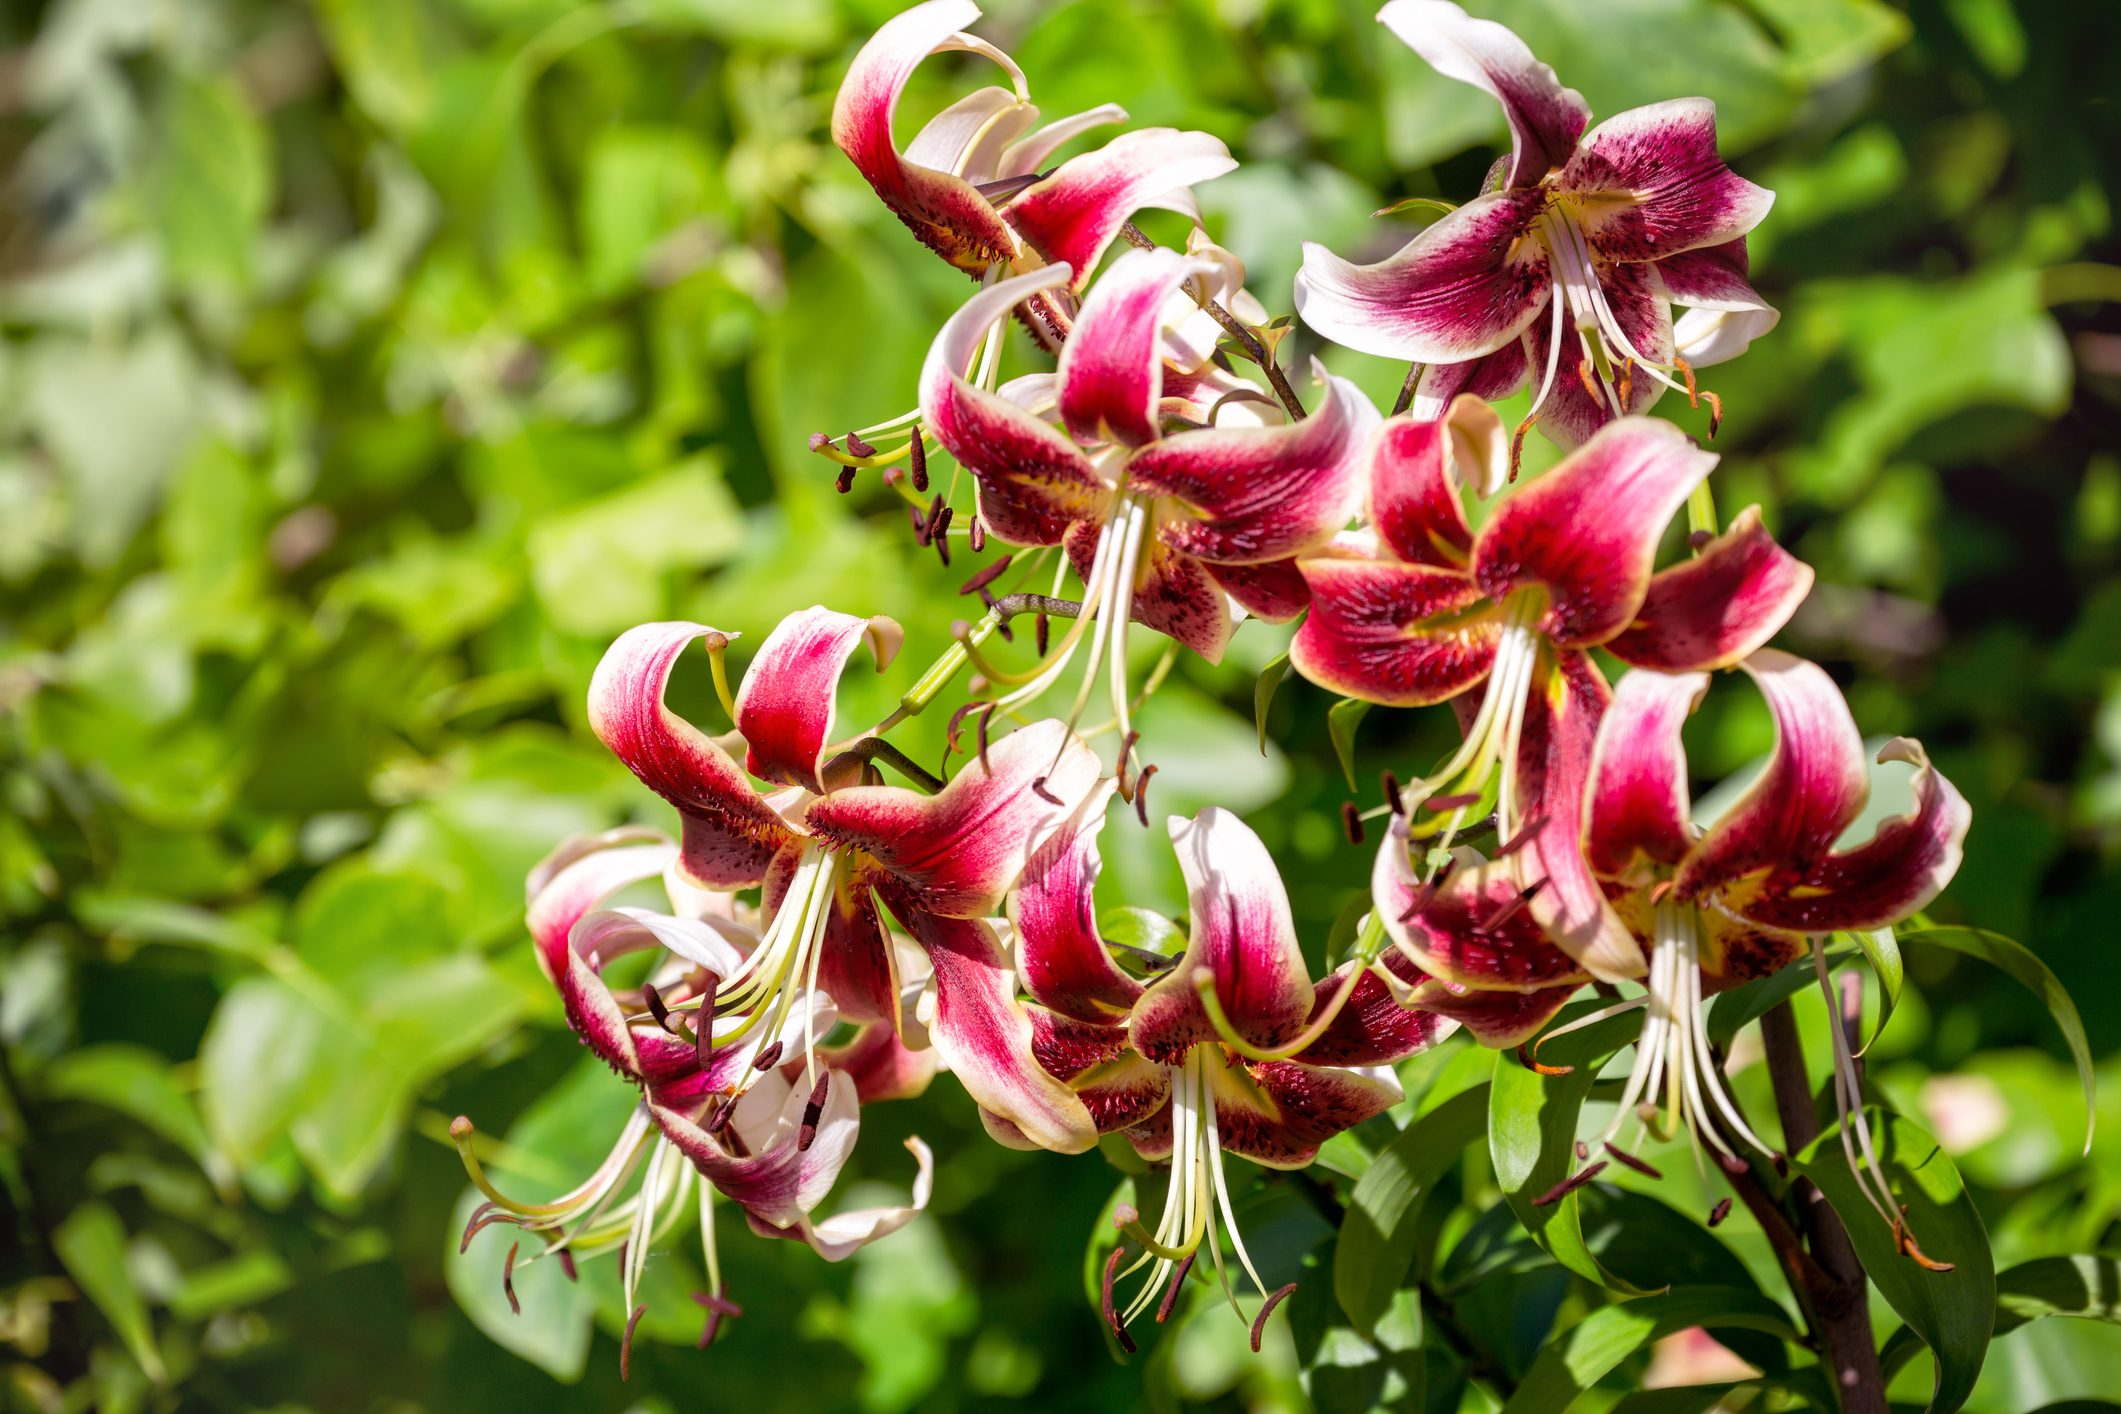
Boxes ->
[1375,841,1590,991]
[1675,649,1870,907]
[1473,416,1716,647]
[783,1137,936,1262]
[1010,780,1144,1021]
[1560,98,1774,263]
[1212,1059,1404,1169]
[1069,520,1236,662]
[903,86,1036,179]
[1003,128,1237,288]
[1584,669,1709,879]
[908,910,1099,1154]
[1654,238,1769,312]
[1294,951,1458,1066]
[813,873,903,1026]
[1125,364,1378,564]
[1608,507,1812,672]
[524,838,680,1078]
[1127,808,1314,1064]
[1377,0,1591,188]
[587,623,793,887]
[1294,190,1551,363]
[1407,344,1532,443]
[1519,263,1672,449]
[1204,557,1311,622]
[820,1019,940,1104]
[735,607,902,793]
[1057,247,1212,447]
[1289,557,1499,707]
[1367,396,1506,568]
[651,1068,856,1230]
[998,102,1128,178]
[807,718,1100,917]
[1407,978,1577,1048]
[920,266,1107,547]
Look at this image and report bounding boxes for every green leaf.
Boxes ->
[46,1044,223,1182]
[1993,1253,2121,1336]
[1499,1286,1798,1414]
[198,977,333,1166]
[1328,698,1371,790]
[1899,926,2094,1154]
[1792,1108,1996,1414]
[1098,906,1184,957]
[1704,958,1815,1052]
[1254,651,1293,756]
[142,74,271,288]
[1489,1009,1657,1297]
[1334,1083,1489,1334]
[1850,925,1902,1054]
[528,462,745,636]
[53,1203,165,1383]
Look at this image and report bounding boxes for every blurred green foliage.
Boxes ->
[2,0,2118,1409]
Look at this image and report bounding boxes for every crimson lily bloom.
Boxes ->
[1000,795,1449,1348]
[589,611,1105,1153]
[922,247,1377,732]
[835,0,1235,348]
[1295,0,1777,447]
[1294,405,1811,979]
[1378,651,1970,1173]
[454,829,934,1366]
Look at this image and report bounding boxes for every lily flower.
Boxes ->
[1379,652,1970,1187]
[835,0,1235,350]
[1295,0,1777,451]
[999,795,1451,1350]
[921,247,1377,737]
[453,829,934,1370]
[1294,405,1812,979]
[589,612,1106,1153]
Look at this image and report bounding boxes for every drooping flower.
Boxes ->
[834,0,1236,349]
[1293,404,1812,979]
[453,829,935,1368]
[1295,0,1777,450]
[921,247,1378,733]
[999,794,1451,1349]
[1377,651,1970,1179]
[589,611,1105,1153]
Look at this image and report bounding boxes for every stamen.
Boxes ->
[908,437,929,492]
[1340,802,1365,845]
[1034,612,1050,655]
[695,976,718,1066]
[1156,1253,1196,1323]
[1032,776,1062,805]
[751,1042,783,1072]
[969,516,985,552]
[1496,812,1546,857]
[1132,765,1156,826]
[1381,771,1405,816]
[642,982,674,1033]
[845,432,878,459]
[1250,1283,1299,1353]
[1102,1246,1138,1354]
[692,1289,742,1349]
[907,504,926,542]
[1518,1043,1573,1077]
[960,555,1013,597]
[797,1072,830,1151]
[620,1303,647,1380]
[1480,877,1547,932]
[835,465,856,494]
[1531,1160,1607,1206]
[933,508,954,565]
[1574,1140,1589,1160]
[1708,1198,1732,1228]
[1425,791,1481,812]
[558,1249,579,1282]
[1603,1142,1663,1180]
[503,1242,521,1314]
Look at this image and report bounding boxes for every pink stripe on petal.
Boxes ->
[1027,1004,1132,1078]
[1003,128,1237,288]
[1409,342,1531,428]
[1290,558,1499,707]
[1675,650,1870,909]
[1408,978,1577,1049]
[1294,191,1551,363]
[1070,1050,1174,1134]
[587,623,793,887]
[1560,98,1774,263]
[1608,507,1812,672]
[1070,522,1236,662]
[1473,416,1716,647]
[1011,780,1143,1021]
[823,1019,940,1105]
[1057,248,1208,447]
[912,911,1099,1154]
[1654,238,1768,311]
[807,718,1100,918]
[1213,1059,1403,1169]
[1127,809,1313,1063]
[1125,365,1378,564]
[1378,0,1590,188]
[1585,669,1710,879]
[1204,557,1310,622]
[920,268,1108,547]
[1366,397,1505,568]
[814,875,902,1027]
[735,607,902,793]
[1375,842,1590,991]
[1293,954,1457,1066]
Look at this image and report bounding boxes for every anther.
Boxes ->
[1034,612,1050,656]
[1894,1216,1955,1272]
[1574,1140,1589,1161]
[1251,1283,1299,1353]
[695,976,719,1066]
[960,555,1013,597]
[693,1288,743,1349]
[797,1072,830,1152]
[1717,1150,1751,1176]
[643,982,674,1033]
[1703,390,1724,438]
[1688,529,1713,551]
[1425,791,1481,812]
[1707,1198,1732,1228]
[1509,414,1535,482]
[808,432,833,454]
[1481,878,1547,932]
[1517,1042,1573,1077]
[503,1242,522,1315]
[1496,813,1546,858]
[976,703,996,772]
[1576,358,1601,401]
[1603,1142,1664,1180]
[845,431,878,459]
[1675,357,1700,408]
[1116,729,1141,795]
[968,516,985,552]
[751,1041,783,1072]
[1032,777,1063,806]
[835,465,857,495]
[621,1303,647,1381]
[1132,765,1157,827]
[1531,1160,1607,1207]
[932,507,954,565]
[908,437,929,492]
[1616,360,1635,409]
[1381,771,1404,816]
[705,1094,736,1135]
[908,505,928,543]
[1101,1246,1138,1354]
[558,1249,579,1282]
[922,494,946,540]
[1340,802,1365,845]
[1156,1252,1195,1324]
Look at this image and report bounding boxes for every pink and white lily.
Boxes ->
[1295,405,1812,979]
[835,0,1235,350]
[589,611,1105,1154]
[1295,0,1777,449]
[922,247,1377,734]
[1002,796,1451,1349]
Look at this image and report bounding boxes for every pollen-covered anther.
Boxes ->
[1531,1159,1607,1207]
[1341,802,1365,845]
[503,1242,522,1315]
[1156,1253,1196,1324]
[693,1288,743,1349]
[835,465,857,494]
[1603,1142,1663,1180]
[1101,1245,1139,1354]
[845,431,879,459]
[933,507,955,565]
[968,516,986,552]
[1894,1215,1955,1272]
[1250,1283,1298,1353]
[1425,790,1482,813]
[1132,765,1158,826]
[959,555,1013,598]
[1381,770,1405,817]
[1518,1041,1573,1077]
[1481,878,1548,931]
[620,1303,648,1381]
[797,1072,831,1152]
[751,1041,783,1072]
[1496,812,1546,858]
[908,436,929,492]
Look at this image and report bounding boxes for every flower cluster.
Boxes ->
[456,0,1973,1370]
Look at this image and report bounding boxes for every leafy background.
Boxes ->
[2,0,2118,1409]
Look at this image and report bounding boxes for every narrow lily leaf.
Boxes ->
[1328,697,1370,790]
[1497,1287,1797,1414]
[1849,926,1903,1055]
[1899,926,2094,1154]
[1254,651,1293,756]
[1704,959,1814,1052]
[53,1202,166,1383]
[1490,1009,1657,1299]
[1334,1083,1489,1334]
[1605,1386,1748,1414]
[1993,1252,2121,1335]
[1791,1107,1995,1414]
